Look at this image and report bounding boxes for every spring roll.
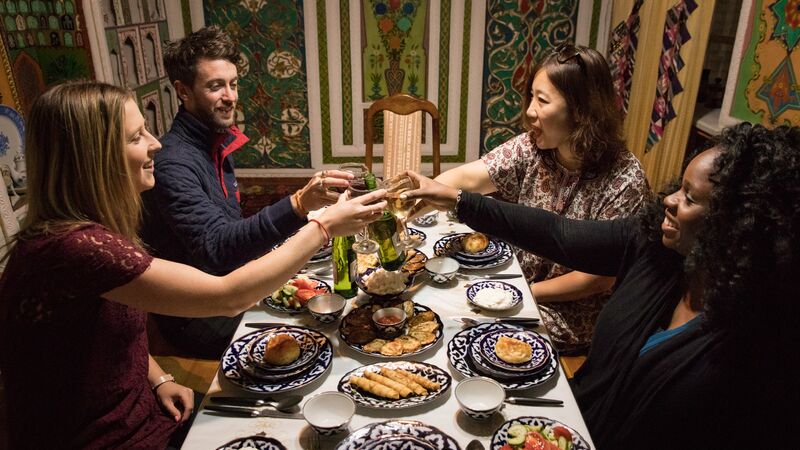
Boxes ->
[364,371,413,398]
[380,368,427,396]
[349,375,399,399]
[396,368,440,391]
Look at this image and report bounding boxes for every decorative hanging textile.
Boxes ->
[646,0,698,151]
[608,0,645,115]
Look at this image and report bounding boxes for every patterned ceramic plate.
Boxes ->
[356,267,415,299]
[338,361,452,409]
[222,326,332,393]
[490,416,591,450]
[262,277,330,314]
[475,329,551,373]
[433,233,502,263]
[339,303,444,359]
[448,323,557,390]
[406,227,427,244]
[465,281,523,311]
[216,436,287,450]
[0,105,24,175]
[361,435,437,450]
[433,235,512,269]
[243,329,320,373]
[336,420,461,450]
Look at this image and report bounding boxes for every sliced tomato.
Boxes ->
[523,433,547,450]
[552,426,572,442]
[499,445,514,450]
[291,278,315,290]
[294,289,318,305]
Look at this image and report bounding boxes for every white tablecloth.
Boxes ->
[181,211,594,449]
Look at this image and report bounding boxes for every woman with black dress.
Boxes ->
[405,123,799,449]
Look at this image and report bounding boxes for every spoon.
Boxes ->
[466,439,486,450]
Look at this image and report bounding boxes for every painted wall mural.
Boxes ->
[0,0,93,115]
[479,0,578,155]
[362,0,427,100]
[732,0,800,125]
[205,0,311,169]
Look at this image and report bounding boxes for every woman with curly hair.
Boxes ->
[0,81,386,449]
[436,44,650,354]
[405,122,799,449]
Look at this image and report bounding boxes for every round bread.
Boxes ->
[262,334,301,366]
[495,336,532,364]
[462,232,489,254]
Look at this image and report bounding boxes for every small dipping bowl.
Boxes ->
[425,256,460,284]
[303,391,355,435]
[307,293,346,323]
[455,376,506,420]
[371,307,408,339]
[412,211,439,227]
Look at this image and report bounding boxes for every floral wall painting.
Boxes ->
[729,0,800,126]
[479,0,578,155]
[362,0,427,100]
[205,0,312,169]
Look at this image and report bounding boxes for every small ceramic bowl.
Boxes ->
[303,391,355,435]
[425,256,460,284]
[307,293,346,323]
[455,376,506,420]
[412,211,439,227]
[371,307,408,339]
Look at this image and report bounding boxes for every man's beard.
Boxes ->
[197,104,236,133]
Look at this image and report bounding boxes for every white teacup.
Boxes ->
[425,256,460,284]
[455,377,505,420]
[303,391,355,435]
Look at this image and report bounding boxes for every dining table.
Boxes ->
[180,211,595,450]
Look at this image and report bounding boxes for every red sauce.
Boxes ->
[376,316,402,325]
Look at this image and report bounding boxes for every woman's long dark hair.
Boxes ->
[640,124,799,346]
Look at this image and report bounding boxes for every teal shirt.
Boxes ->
[639,315,702,356]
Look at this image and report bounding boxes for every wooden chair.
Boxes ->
[560,355,587,379]
[365,94,441,179]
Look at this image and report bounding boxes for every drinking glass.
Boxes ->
[334,163,368,193]
[348,177,381,254]
[383,175,421,250]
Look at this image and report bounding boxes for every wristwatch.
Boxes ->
[151,373,175,392]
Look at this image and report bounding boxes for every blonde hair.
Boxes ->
[19,81,143,245]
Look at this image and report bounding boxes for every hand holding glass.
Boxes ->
[383,175,421,250]
[348,178,381,254]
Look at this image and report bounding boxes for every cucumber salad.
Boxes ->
[499,422,573,450]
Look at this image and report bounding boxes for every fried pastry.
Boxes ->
[395,335,421,352]
[396,368,441,391]
[462,232,489,254]
[408,311,435,327]
[495,335,532,364]
[408,330,436,345]
[409,321,439,334]
[379,340,404,356]
[349,375,399,399]
[380,368,427,396]
[363,371,413,397]
[262,334,300,366]
[363,339,388,353]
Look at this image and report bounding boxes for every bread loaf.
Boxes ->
[262,334,301,366]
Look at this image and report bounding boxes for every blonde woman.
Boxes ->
[0,81,385,449]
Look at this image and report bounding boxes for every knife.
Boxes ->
[460,273,523,280]
[209,396,277,407]
[244,322,283,329]
[203,404,304,419]
[505,397,563,407]
[452,317,540,327]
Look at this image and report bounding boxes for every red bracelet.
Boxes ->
[309,219,330,241]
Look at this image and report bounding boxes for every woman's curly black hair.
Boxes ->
[640,123,799,345]
[692,123,800,344]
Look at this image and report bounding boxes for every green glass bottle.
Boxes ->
[369,212,405,271]
[332,234,357,298]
